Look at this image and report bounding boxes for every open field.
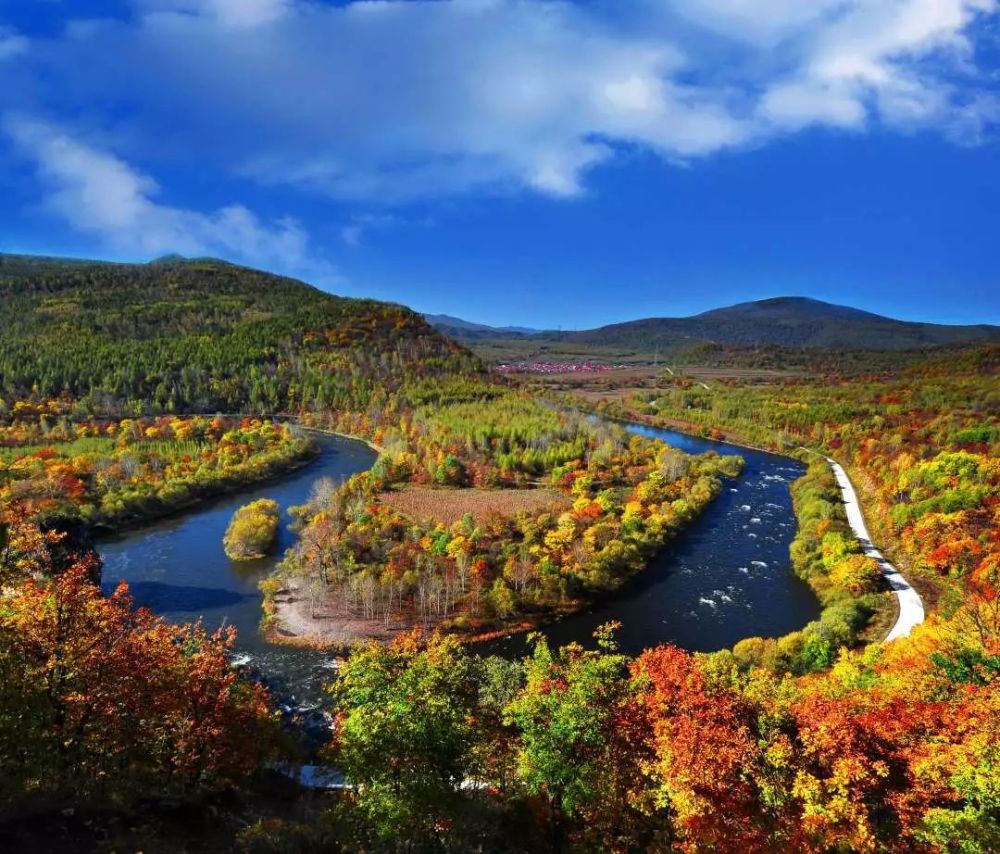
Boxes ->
[465,332,956,378]
[379,485,570,525]
[520,364,797,403]
[466,337,650,365]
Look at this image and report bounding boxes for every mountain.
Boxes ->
[0,254,475,415]
[429,297,1000,351]
[423,313,537,339]
[565,297,1000,350]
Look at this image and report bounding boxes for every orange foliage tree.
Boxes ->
[0,560,279,809]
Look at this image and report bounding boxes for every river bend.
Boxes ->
[100,423,820,708]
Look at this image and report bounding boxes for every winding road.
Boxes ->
[826,458,925,641]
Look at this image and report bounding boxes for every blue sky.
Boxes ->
[1,0,998,329]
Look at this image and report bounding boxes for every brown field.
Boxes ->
[380,485,570,525]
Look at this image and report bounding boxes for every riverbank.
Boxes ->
[91,440,320,538]
[262,572,568,651]
[298,425,384,456]
[263,545,634,651]
[4,418,322,583]
[585,408,810,462]
[263,575,403,650]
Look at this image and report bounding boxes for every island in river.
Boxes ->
[99,420,826,711]
[262,407,758,650]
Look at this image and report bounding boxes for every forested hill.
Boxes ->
[0,254,479,415]
[429,296,1000,351]
[565,297,1000,350]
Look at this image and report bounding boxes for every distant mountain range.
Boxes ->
[426,297,1000,351]
[423,314,539,337]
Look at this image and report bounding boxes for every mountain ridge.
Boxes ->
[423,313,538,337]
[426,295,1000,351]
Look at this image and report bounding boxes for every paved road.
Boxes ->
[826,458,925,641]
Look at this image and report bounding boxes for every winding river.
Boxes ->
[478,424,819,658]
[100,423,820,709]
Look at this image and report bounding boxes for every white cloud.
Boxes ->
[340,212,400,247]
[760,80,867,130]
[666,0,847,47]
[4,115,334,279]
[0,26,28,61]
[2,0,998,205]
[755,0,999,135]
[134,0,291,28]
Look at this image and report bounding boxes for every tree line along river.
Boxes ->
[99,422,820,712]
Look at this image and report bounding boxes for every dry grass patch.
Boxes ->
[380,485,570,525]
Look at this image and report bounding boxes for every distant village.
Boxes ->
[495,361,626,375]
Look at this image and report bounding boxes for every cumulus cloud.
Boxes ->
[2,0,998,206]
[752,0,999,132]
[4,115,334,279]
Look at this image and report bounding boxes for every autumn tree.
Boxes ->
[631,644,793,852]
[0,560,278,809]
[326,631,481,846]
[224,498,282,560]
[0,501,65,585]
[504,624,656,850]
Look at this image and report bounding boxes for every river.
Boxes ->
[478,424,819,658]
[100,433,378,714]
[100,423,820,708]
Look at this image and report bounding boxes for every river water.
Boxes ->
[478,424,819,658]
[100,434,378,713]
[100,423,819,708]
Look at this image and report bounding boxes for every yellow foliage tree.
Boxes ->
[223,499,281,561]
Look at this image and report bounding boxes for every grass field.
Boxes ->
[380,485,570,525]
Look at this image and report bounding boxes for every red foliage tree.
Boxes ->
[631,645,785,852]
